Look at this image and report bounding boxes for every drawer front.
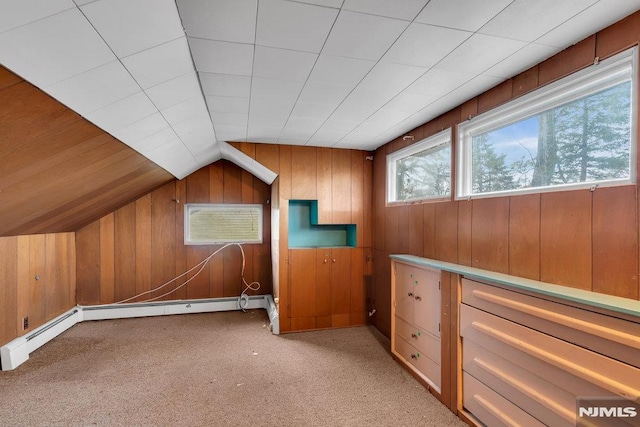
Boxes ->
[461,278,640,369]
[394,335,441,390]
[461,304,640,402]
[394,263,415,323]
[395,316,440,364]
[463,372,546,427]
[413,269,440,337]
[463,339,575,427]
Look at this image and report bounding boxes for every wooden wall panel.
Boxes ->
[208,162,225,298]
[538,36,595,86]
[99,214,115,304]
[596,11,640,59]
[76,222,100,305]
[317,147,332,223]
[540,190,592,290]
[332,149,352,224]
[457,201,472,266]
[477,80,513,114]
[351,151,365,247]
[593,186,638,299]
[397,206,410,254]
[434,202,458,263]
[372,147,386,250]
[408,204,424,257]
[291,146,317,199]
[186,167,211,299]
[0,236,18,345]
[135,194,152,302]
[363,152,373,248]
[471,197,509,273]
[174,179,187,300]
[151,184,176,301]
[509,194,541,280]
[115,204,137,302]
[423,203,436,259]
[350,248,365,325]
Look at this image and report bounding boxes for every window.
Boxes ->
[184,204,263,245]
[387,128,452,203]
[457,47,637,199]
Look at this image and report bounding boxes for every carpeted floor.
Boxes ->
[0,310,465,427]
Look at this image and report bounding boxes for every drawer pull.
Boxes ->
[471,321,640,400]
[472,394,519,427]
[472,289,640,350]
[473,357,575,423]
[411,353,419,360]
[415,295,422,301]
[407,292,414,297]
[411,333,418,339]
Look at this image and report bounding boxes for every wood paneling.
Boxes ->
[291,146,317,199]
[316,249,332,317]
[596,11,640,59]
[76,222,101,305]
[290,249,317,318]
[457,201,472,266]
[332,149,352,224]
[409,204,424,257]
[512,66,538,98]
[540,190,592,289]
[135,194,152,302]
[317,147,332,224]
[434,201,458,263]
[115,204,137,302]
[478,80,513,114]
[0,67,173,236]
[351,151,365,247]
[471,197,509,273]
[538,35,596,86]
[593,186,638,299]
[509,194,541,280]
[99,214,115,304]
[0,233,75,345]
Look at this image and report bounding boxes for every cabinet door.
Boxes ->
[331,248,351,316]
[413,267,440,337]
[394,263,415,324]
[289,249,317,318]
[316,249,331,317]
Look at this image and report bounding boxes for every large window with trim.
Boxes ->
[387,128,451,203]
[457,48,637,199]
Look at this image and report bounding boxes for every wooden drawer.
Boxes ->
[461,278,640,369]
[462,371,546,427]
[460,304,640,401]
[394,262,415,323]
[395,316,440,364]
[394,334,441,391]
[463,339,575,427]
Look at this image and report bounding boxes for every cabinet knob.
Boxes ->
[332,259,336,263]
[407,292,414,297]
[411,353,418,360]
[323,259,328,263]
[410,333,418,339]
[414,295,422,301]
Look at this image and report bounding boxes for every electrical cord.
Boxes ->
[113,243,260,306]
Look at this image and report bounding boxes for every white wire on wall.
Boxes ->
[113,243,260,310]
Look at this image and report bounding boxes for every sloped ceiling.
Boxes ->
[1,0,640,182]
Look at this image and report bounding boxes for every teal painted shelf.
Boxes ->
[288,200,356,248]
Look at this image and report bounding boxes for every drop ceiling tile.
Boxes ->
[285,115,326,131]
[206,96,250,114]
[86,92,157,131]
[298,82,352,105]
[248,113,289,128]
[122,37,193,89]
[146,72,201,110]
[318,118,360,133]
[211,112,249,127]
[290,101,336,120]
[293,0,343,7]
[277,137,309,146]
[356,62,427,98]
[256,0,338,53]
[0,0,75,33]
[382,23,471,68]
[405,67,474,97]
[162,96,210,125]
[343,0,429,21]
[132,127,180,151]
[173,117,215,145]
[536,0,640,47]
[0,8,114,87]
[253,46,318,81]
[436,33,526,75]
[483,43,559,79]
[415,0,514,32]
[479,0,597,42]
[189,38,254,76]
[353,108,409,134]
[308,54,376,87]
[45,60,140,113]
[80,0,184,57]
[250,97,296,118]
[114,113,170,143]
[308,130,347,146]
[251,77,304,101]
[323,11,409,61]
[177,0,257,44]
[383,92,435,114]
[246,124,281,142]
[200,73,251,98]
[214,125,247,142]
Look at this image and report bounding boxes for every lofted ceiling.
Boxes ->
[1,0,640,180]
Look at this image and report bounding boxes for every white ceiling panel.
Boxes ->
[172,116,216,144]
[256,0,338,53]
[415,0,514,32]
[122,37,193,89]
[146,72,202,110]
[131,127,180,152]
[382,23,471,68]
[214,125,247,142]
[162,96,210,126]
[0,8,114,87]
[383,92,436,114]
[86,92,157,132]
[322,11,408,61]
[536,0,640,47]
[308,130,348,147]
[483,43,559,79]
[176,0,257,44]
[189,38,254,76]
[0,0,75,33]
[45,60,140,113]
[436,33,526,75]
[290,101,336,120]
[405,68,474,98]
[199,73,252,98]
[206,96,250,115]
[280,127,317,140]
[285,115,326,131]
[113,113,170,144]
[318,118,360,134]
[356,62,427,97]
[253,46,318,81]
[308,54,376,86]
[249,113,289,129]
[298,82,351,105]
[251,77,304,101]
[342,0,429,21]
[80,0,184,58]
[293,0,343,7]
[479,0,598,42]
[250,97,296,118]
[211,112,249,128]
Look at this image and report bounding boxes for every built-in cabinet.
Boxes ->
[391,259,441,393]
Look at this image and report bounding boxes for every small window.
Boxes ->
[457,47,637,199]
[184,204,263,245]
[387,128,452,204]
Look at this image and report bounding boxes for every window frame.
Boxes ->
[456,47,638,200]
[386,128,452,205]
[184,203,263,245]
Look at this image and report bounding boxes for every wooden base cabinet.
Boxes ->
[391,259,442,394]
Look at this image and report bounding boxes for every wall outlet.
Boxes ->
[23,317,28,330]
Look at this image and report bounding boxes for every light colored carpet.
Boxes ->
[0,310,465,427]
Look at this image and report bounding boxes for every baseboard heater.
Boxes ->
[1,294,279,371]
